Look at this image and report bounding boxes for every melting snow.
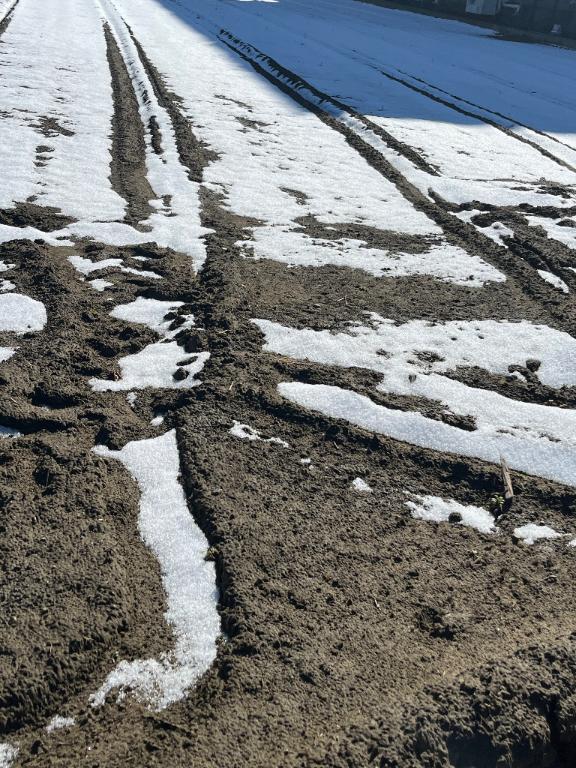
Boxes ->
[91,298,208,392]
[537,269,570,293]
[352,477,372,492]
[230,420,290,447]
[513,523,564,545]
[406,494,496,534]
[91,431,219,709]
[89,278,114,292]
[46,716,75,733]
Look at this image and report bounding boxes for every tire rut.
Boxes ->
[217,28,576,335]
[103,22,155,226]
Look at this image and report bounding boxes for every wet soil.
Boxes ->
[2,14,576,768]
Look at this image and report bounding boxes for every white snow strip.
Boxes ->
[0,262,15,273]
[406,494,496,534]
[513,523,564,545]
[352,477,372,493]
[528,216,576,250]
[277,382,576,488]
[258,317,576,485]
[0,294,46,334]
[110,298,182,333]
[229,420,290,448]
[46,716,75,733]
[91,431,219,710]
[244,230,503,286]
[0,743,18,768]
[537,269,570,293]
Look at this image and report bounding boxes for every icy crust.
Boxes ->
[91,431,219,710]
[406,494,496,534]
[90,298,208,391]
[0,294,47,334]
[277,382,576,488]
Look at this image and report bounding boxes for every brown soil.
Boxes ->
[1,13,576,768]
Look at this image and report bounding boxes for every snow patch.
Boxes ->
[513,523,564,545]
[91,431,219,709]
[46,716,75,733]
[537,269,569,293]
[406,494,496,534]
[0,744,18,768]
[0,294,46,334]
[229,420,289,447]
[352,477,372,493]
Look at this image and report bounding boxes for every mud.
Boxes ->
[2,13,576,768]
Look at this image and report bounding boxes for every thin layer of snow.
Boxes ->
[513,523,563,545]
[352,477,372,493]
[109,0,504,287]
[0,280,16,292]
[46,716,75,733]
[277,382,576,488]
[537,269,570,293]
[229,420,290,447]
[528,216,576,250]
[91,431,219,709]
[0,744,18,768]
[243,230,503,286]
[0,294,46,334]
[151,414,165,426]
[260,317,576,485]
[110,298,182,334]
[406,494,496,534]
[95,0,209,270]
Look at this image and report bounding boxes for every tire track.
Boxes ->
[217,29,576,334]
[104,23,155,226]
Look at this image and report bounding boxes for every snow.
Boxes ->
[91,431,219,710]
[0,348,15,364]
[278,382,576,488]
[229,420,290,447]
[0,294,47,334]
[68,255,161,280]
[513,523,564,545]
[89,278,113,292]
[537,269,570,293]
[151,414,165,426]
[0,744,18,768]
[352,477,372,493]
[406,494,496,534]
[46,716,75,733]
[91,298,208,392]
[244,231,504,286]
[528,216,576,250]
[0,425,20,438]
[110,0,502,284]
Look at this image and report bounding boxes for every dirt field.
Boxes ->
[1,0,576,766]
